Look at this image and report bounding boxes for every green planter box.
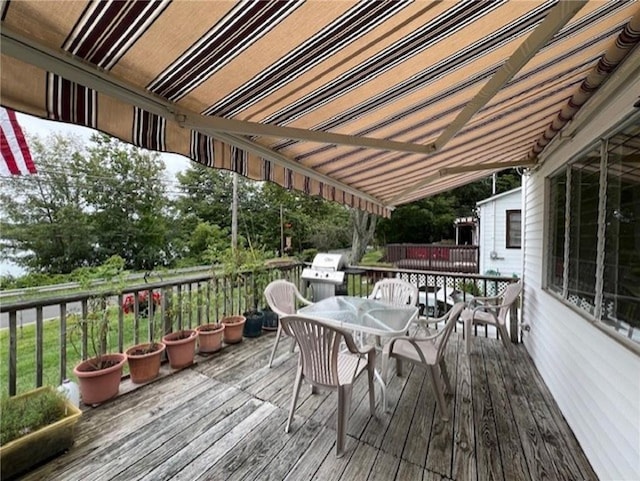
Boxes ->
[0,387,82,480]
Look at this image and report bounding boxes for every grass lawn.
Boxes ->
[360,249,393,267]
[0,284,261,397]
[0,309,145,397]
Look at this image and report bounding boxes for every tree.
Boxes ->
[176,173,352,258]
[257,182,351,254]
[351,210,377,263]
[188,221,229,265]
[0,134,95,273]
[174,166,234,229]
[376,170,522,245]
[83,134,170,270]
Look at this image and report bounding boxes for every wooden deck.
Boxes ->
[23,332,597,481]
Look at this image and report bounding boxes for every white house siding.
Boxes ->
[522,70,640,480]
[477,188,522,278]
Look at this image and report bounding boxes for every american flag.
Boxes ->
[1,107,37,175]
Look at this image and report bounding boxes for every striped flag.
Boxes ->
[1,107,37,175]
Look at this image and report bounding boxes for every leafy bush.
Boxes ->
[0,272,69,290]
[1,389,68,444]
[299,249,318,263]
[457,280,482,296]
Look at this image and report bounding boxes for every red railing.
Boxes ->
[385,244,479,273]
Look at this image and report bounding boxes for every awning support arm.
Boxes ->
[1,27,432,156]
[390,0,586,204]
[1,27,389,209]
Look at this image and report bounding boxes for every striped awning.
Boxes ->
[2,1,639,216]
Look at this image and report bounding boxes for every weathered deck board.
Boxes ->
[23,332,596,481]
[380,365,423,458]
[470,344,504,481]
[367,449,401,480]
[452,341,475,481]
[402,367,436,468]
[481,341,531,481]
[425,339,459,477]
[506,340,598,481]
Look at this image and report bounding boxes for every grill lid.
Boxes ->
[310,253,347,271]
[301,253,347,285]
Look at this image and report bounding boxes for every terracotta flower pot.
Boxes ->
[73,353,127,406]
[221,315,246,344]
[196,323,225,353]
[162,330,198,369]
[126,342,166,384]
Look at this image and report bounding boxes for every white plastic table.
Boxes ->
[298,295,418,410]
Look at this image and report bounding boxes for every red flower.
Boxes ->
[122,291,161,314]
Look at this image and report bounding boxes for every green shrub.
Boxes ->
[1,389,68,444]
[299,248,318,263]
[0,275,17,290]
[457,280,482,296]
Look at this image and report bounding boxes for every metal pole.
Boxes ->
[280,204,284,257]
[231,173,238,253]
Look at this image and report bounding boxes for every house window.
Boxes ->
[506,210,521,248]
[546,121,640,344]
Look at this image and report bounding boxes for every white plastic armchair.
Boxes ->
[370,278,419,341]
[460,280,522,353]
[280,315,376,458]
[370,278,419,307]
[264,280,313,368]
[382,302,465,420]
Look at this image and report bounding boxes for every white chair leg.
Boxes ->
[381,351,389,385]
[429,365,449,421]
[269,325,283,368]
[285,364,303,433]
[464,317,472,353]
[439,358,452,394]
[498,324,511,349]
[367,358,376,416]
[336,384,353,457]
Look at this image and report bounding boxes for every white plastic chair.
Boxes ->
[280,315,376,457]
[370,278,419,307]
[264,280,313,368]
[382,302,465,420]
[460,280,522,353]
[370,278,419,342]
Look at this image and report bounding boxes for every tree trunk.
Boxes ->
[351,210,377,264]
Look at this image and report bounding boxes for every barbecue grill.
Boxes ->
[301,253,348,301]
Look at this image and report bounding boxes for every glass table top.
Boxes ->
[298,296,418,336]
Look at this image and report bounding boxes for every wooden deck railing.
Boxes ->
[385,243,479,273]
[1,263,518,396]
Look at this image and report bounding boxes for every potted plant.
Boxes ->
[162,290,198,369]
[124,289,166,384]
[242,309,264,337]
[261,306,279,331]
[69,257,127,406]
[221,315,246,344]
[0,386,82,480]
[196,322,225,353]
